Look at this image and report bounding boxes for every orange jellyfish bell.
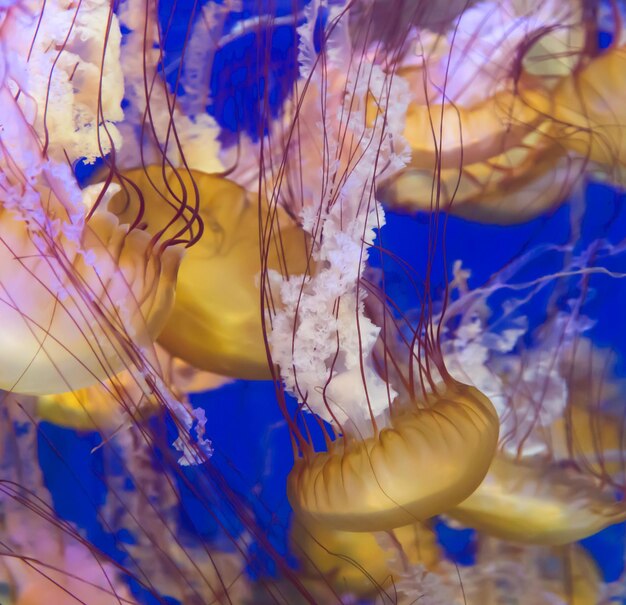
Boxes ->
[36,347,227,431]
[375,0,590,223]
[542,43,626,185]
[260,9,500,534]
[0,0,183,396]
[447,454,626,545]
[440,306,626,544]
[288,380,499,532]
[105,166,310,380]
[0,185,180,397]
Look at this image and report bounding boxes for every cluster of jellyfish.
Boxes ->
[1,0,626,603]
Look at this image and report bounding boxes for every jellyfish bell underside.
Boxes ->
[374,0,622,224]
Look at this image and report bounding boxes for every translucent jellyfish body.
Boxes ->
[0,164,180,395]
[433,257,626,545]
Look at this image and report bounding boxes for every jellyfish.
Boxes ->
[3,0,626,603]
[537,42,626,187]
[371,0,595,223]
[453,539,604,605]
[37,346,227,431]
[252,3,501,535]
[91,165,311,380]
[448,454,626,545]
[0,0,186,396]
[424,245,626,545]
[263,0,626,552]
[290,514,441,599]
[0,2,266,601]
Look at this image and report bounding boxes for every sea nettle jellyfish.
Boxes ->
[534,40,626,188]
[249,0,626,595]
[0,0,183,397]
[257,2,500,534]
[290,513,441,599]
[367,0,605,223]
[418,235,626,547]
[303,190,626,601]
[0,0,271,602]
[0,0,359,602]
[97,166,310,381]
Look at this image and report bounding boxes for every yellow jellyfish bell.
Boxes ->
[547,45,626,182]
[383,137,585,224]
[548,404,626,479]
[291,514,440,597]
[377,66,586,223]
[288,380,499,532]
[447,454,626,545]
[375,0,590,222]
[106,166,310,380]
[0,62,183,396]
